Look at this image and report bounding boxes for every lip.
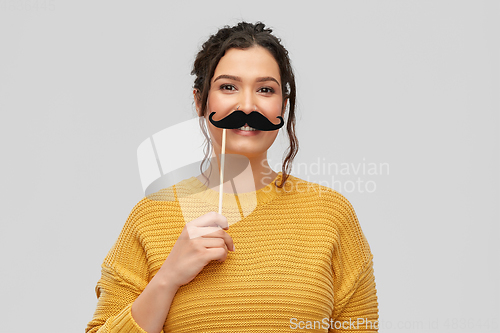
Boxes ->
[231,124,261,136]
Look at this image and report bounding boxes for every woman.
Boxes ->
[86,21,378,333]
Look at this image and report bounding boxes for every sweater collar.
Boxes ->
[177,171,284,209]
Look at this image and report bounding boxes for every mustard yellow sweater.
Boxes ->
[86,172,378,332]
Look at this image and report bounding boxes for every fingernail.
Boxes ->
[233,244,236,251]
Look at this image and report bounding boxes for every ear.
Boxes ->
[193,89,202,116]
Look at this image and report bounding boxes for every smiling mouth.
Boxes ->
[235,123,258,131]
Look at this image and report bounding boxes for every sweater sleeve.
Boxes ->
[328,193,379,332]
[85,199,164,333]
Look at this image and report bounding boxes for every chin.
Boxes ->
[225,145,267,159]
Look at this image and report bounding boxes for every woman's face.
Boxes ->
[200,46,284,160]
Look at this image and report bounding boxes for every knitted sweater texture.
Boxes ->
[86,173,378,332]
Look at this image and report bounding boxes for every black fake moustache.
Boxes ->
[208,111,284,131]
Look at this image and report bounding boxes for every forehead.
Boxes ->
[212,46,281,82]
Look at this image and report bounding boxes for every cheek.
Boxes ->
[261,97,283,119]
[207,92,234,117]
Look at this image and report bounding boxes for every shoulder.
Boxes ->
[123,182,184,230]
[282,174,357,213]
[284,176,373,264]
[283,174,366,236]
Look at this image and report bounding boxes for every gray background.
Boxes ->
[1,1,498,332]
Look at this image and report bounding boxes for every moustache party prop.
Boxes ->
[209,110,284,131]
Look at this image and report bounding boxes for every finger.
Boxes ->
[202,229,235,252]
[205,247,228,262]
[188,212,228,229]
[186,225,222,239]
[200,238,227,249]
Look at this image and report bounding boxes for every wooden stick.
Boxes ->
[218,128,226,214]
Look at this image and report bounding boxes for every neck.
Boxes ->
[196,151,278,194]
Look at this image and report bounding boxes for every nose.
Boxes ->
[238,88,257,113]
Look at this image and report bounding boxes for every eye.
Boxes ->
[220,84,236,91]
[259,87,275,94]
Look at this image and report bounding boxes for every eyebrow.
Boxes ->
[213,74,280,87]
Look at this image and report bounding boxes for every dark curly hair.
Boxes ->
[192,21,298,188]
